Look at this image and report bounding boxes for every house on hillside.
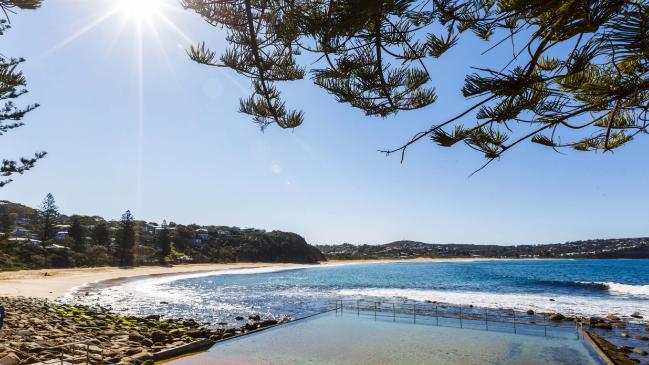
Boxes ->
[7,237,40,245]
[193,228,209,247]
[196,228,209,240]
[11,227,31,238]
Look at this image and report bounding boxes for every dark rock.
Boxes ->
[526,310,534,315]
[151,331,166,343]
[186,329,208,339]
[634,335,649,341]
[145,315,160,321]
[606,314,621,321]
[549,298,555,302]
[125,347,145,356]
[234,316,244,321]
[619,345,634,353]
[140,338,154,347]
[621,332,630,338]
[592,322,612,330]
[259,320,278,327]
[548,313,565,321]
[588,316,606,325]
[128,333,145,342]
[248,314,261,321]
[630,312,643,319]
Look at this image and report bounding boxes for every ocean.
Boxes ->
[67,259,649,326]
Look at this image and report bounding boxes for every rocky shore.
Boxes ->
[0,297,283,365]
[544,311,649,365]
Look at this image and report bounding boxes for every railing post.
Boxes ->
[435,305,439,326]
[459,306,463,328]
[485,308,488,331]
[357,300,360,317]
[513,310,517,334]
[413,303,416,324]
[393,303,396,322]
[374,302,377,320]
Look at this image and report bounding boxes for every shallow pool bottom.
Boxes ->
[168,311,603,365]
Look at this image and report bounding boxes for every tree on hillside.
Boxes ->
[68,217,85,252]
[156,220,172,264]
[184,1,649,170]
[0,213,12,234]
[91,222,110,247]
[116,210,136,267]
[0,0,46,187]
[38,193,57,241]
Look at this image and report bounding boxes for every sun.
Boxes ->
[117,0,165,21]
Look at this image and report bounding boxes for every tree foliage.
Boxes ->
[0,0,45,186]
[156,219,172,264]
[91,222,110,247]
[184,0,649,167]
[69,217,85,252]
[38,193,57,242]
[116,210,136,267]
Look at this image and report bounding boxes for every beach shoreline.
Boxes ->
[0,257,531,299]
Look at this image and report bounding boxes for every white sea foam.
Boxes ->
[591,282,649,297]
[336,288,648,319]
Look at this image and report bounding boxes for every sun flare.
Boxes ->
[118,0,165,21]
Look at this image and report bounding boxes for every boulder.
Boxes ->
[549,299,555,302]
[151,331,166,343]
[526,310,534,315]
[606,314,620,321]
[259,320,278,327]
[621,332,630,338]
[140,338,154,347]
[125,347,145,356]
[548,313,565,321]
[248,314,261,321]
[128,333,145,342]
[588,316,606,325]
[630,312,643,319]
[234,316,244,321]
[634,335,649,341]
[0,353,20,365]
[592,322,612,330]
[631,348,647,356]
[145,315,160,321]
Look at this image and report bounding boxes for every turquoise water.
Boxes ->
[70,260,649,325]
[168,311,603,365]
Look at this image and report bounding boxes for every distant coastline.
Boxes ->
[0,257,569,299]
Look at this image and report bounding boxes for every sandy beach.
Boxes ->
[0,258,500,299]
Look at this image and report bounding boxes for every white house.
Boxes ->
[11,227,31,238]
[54,231,68,241]
[195,228,209,240]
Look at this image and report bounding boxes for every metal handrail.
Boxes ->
[333,299,580,339]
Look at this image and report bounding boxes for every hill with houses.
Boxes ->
[0,200,324,270]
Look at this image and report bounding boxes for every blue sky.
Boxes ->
[1,0,648,246]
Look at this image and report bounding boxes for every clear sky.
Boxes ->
[1,0,648,246]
